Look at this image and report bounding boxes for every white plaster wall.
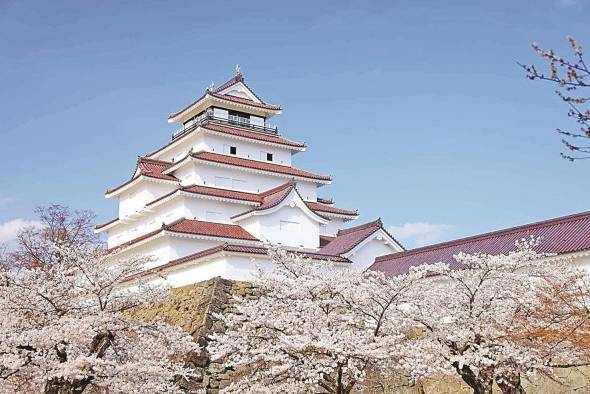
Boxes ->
[201,133,292,166]
[110,237,171,269]
[240,205,320,249]
[107,198,185,248]
[184,161,318,200]
[320,218,348,236]
[117,182,177,219]
[167,237,221,260]
[183,197,250,223]
[348,238,401,272]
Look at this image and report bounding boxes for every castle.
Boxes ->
[96,68,403,286]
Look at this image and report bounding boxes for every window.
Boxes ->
[215,176,232,188]
[266,153,273,162]
[280,220,300,232]
[230,146,237,155]
[232,179,247,189]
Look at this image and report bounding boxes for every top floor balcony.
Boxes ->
[172,110,279,140]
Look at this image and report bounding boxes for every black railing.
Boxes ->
[172,113,278,140]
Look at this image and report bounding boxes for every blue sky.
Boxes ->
[1,0,589,248]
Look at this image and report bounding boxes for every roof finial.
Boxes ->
[235,64,241,76]
[206,81,214,92]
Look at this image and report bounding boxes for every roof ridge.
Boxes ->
[337,218,383,235]
[374,210,590,263]
[258,180,296,197]
[214,73,244,93]
[139,156,173,165]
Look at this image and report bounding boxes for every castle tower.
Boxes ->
[96,69,403,286]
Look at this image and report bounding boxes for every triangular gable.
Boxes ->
[343,227,404,259]
[215,72,263,103]
[232,182,329,225]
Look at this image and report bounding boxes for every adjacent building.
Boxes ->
[369,210,590,276]
[97,69,404,286]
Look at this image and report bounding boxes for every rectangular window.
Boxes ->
[266,153,273,162]
[214,176,232,188]
[230,146,237,155]
[232,179,247,189]
[280,220,300,232]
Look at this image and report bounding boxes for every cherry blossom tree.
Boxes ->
[508,267,590,364]
[406,238,586,394]
[0,242,200,394]
[520,36,590,161]
[209,248,428,394]
[10,204,100,268]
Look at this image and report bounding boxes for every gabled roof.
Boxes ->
[122,243,351,283]
[134,157,177,181]
[318,218,403,256]
[184,151,332,182]
[231,181,330,224]
[107,218,258,253]
[369,210,590,277]
[168,72,281,122]
[106,157,179,196]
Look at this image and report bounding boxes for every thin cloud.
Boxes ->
[0,218,42,247]
[388,222,455,248]
[0,197,15,208]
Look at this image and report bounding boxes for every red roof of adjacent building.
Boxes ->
[369,211,590,277]
[106,158,178,195]
[107,218,258,252]
[122,242,350,283]
[189,151,332,182]
[318,219,399,256]
[200,122,305,148]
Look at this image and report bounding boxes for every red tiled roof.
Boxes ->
[122,243,350,283]
[231,181,299,219]
[318,219,384,255]
[209,91,281,110]
[136,157,177,181]
[306,201,358,217]
[214,73,244,93]
[108,218,258,252]
[369,211,590,277]
[100,184,353,230]
[106,158,178,195]
[200,122,305,148]
[214,72,266,104]
[190,151,331,182]
[317,197,334,205]
[320,235,336,247]
[95,217,118,230]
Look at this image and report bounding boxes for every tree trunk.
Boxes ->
[454,363,494,394]
[44,377,91,394]
[496,373,526,394]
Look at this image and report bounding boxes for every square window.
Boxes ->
[266,153,273,162]
[230,146,237,155]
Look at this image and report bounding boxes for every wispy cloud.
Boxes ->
[0,197,15,208]
[0,218,42,247]
[388,222,455,248]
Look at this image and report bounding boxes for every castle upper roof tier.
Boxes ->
[168,71,282,124]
